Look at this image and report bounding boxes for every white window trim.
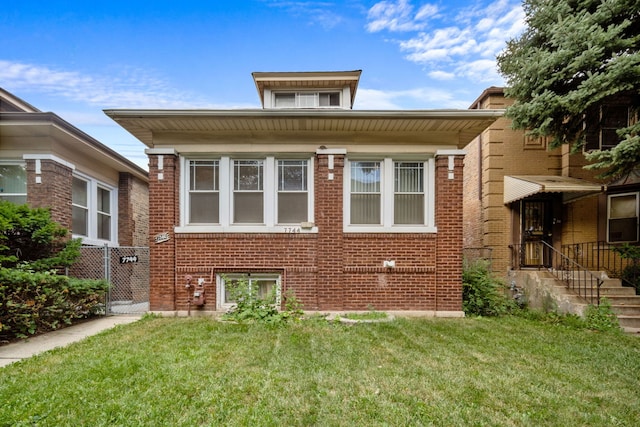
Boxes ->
[72,172,118,246]
[607,191,639,243]
[216,273,281,311]
[178,156,316,233]
[265,88,350,109]
[343,157,436,233]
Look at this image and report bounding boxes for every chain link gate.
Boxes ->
[67,245,150,315]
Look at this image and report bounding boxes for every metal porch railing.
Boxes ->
[510,241,603,305]
[561,241,639,289]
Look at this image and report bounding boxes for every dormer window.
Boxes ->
[273,91,341,109]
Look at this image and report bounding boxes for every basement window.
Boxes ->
[216,273,281,311]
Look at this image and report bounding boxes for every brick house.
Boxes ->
[0,88,149,247]
[464,87,639,281]
[106,70,502,315]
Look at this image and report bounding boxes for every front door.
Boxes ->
[521,200,553,267]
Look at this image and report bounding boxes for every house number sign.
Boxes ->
[154,232,170,244]
[120,255,139,264]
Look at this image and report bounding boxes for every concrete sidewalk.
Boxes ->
[0,315,142,368]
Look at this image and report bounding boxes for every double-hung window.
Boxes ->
[608,193,639,243]
[183,157,313,231]
[345,158,434,232]
[278,160,308,223]
[189,160,219,223]
[585,105,631,151]
[72,175,117,244]
[0,163,27,204]
[234,160,264,223]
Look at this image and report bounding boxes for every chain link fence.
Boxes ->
[67,246,150,315]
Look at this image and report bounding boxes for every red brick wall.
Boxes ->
[148,154,179,310]
[26,159,73,230]
[147,152,464,313]
[118,173,149,246]
[435,154,464,311]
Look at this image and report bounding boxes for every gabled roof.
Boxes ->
[252,70,362,108]
[0,88,41,113]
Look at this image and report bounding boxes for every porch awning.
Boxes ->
[504,175,604,204]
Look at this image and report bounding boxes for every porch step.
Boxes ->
[603,295,640,306]
[617,315,640,330]
[611,304,640,316]
[600,285,637,296]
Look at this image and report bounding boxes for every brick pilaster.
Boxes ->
[315,151,345,310]
[147,152,179,311]
[435,153,465,312]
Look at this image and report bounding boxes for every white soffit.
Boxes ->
[504,175,604,204]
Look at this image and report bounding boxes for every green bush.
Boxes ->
[222,278,303,324]
[584,298,620,333]
[463,261,517,317]
[0,201,81,271]
[0,267,108,341]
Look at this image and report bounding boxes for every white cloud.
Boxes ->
[354,87,471,110]
[0,60,232,110]
[366,0,524,84]
[265,1,345,29]
[366,0,439,32]
[428,70,455,80]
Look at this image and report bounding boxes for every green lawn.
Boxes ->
[1,316,639,426]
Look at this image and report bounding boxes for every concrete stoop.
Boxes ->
[511,270,640,335]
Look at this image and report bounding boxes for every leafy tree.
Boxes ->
[497,0,640,179]
[0,201,80,271]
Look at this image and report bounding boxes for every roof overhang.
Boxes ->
[103,109,504,149]
[0,112,148,181]
[504,175,604,204]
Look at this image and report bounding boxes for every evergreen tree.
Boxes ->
[497,0,640,179]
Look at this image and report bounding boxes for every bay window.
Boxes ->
[345,157,434,232]
[182,157,313,231]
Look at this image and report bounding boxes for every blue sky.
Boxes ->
[1,0,525,169]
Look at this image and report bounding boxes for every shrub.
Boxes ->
[0,201,81,271]
[613,244,640,294]
[463,260,517,316]
[222,278,303,324]
[0,267,108,341]
[584,298,620,333]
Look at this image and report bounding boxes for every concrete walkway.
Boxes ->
[0,315,142,368]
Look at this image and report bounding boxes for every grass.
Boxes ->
[1,316,639,426]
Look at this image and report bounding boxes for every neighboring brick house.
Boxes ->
[464,87,638,275]
[106,70,502,315]
[0,88,149,248]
